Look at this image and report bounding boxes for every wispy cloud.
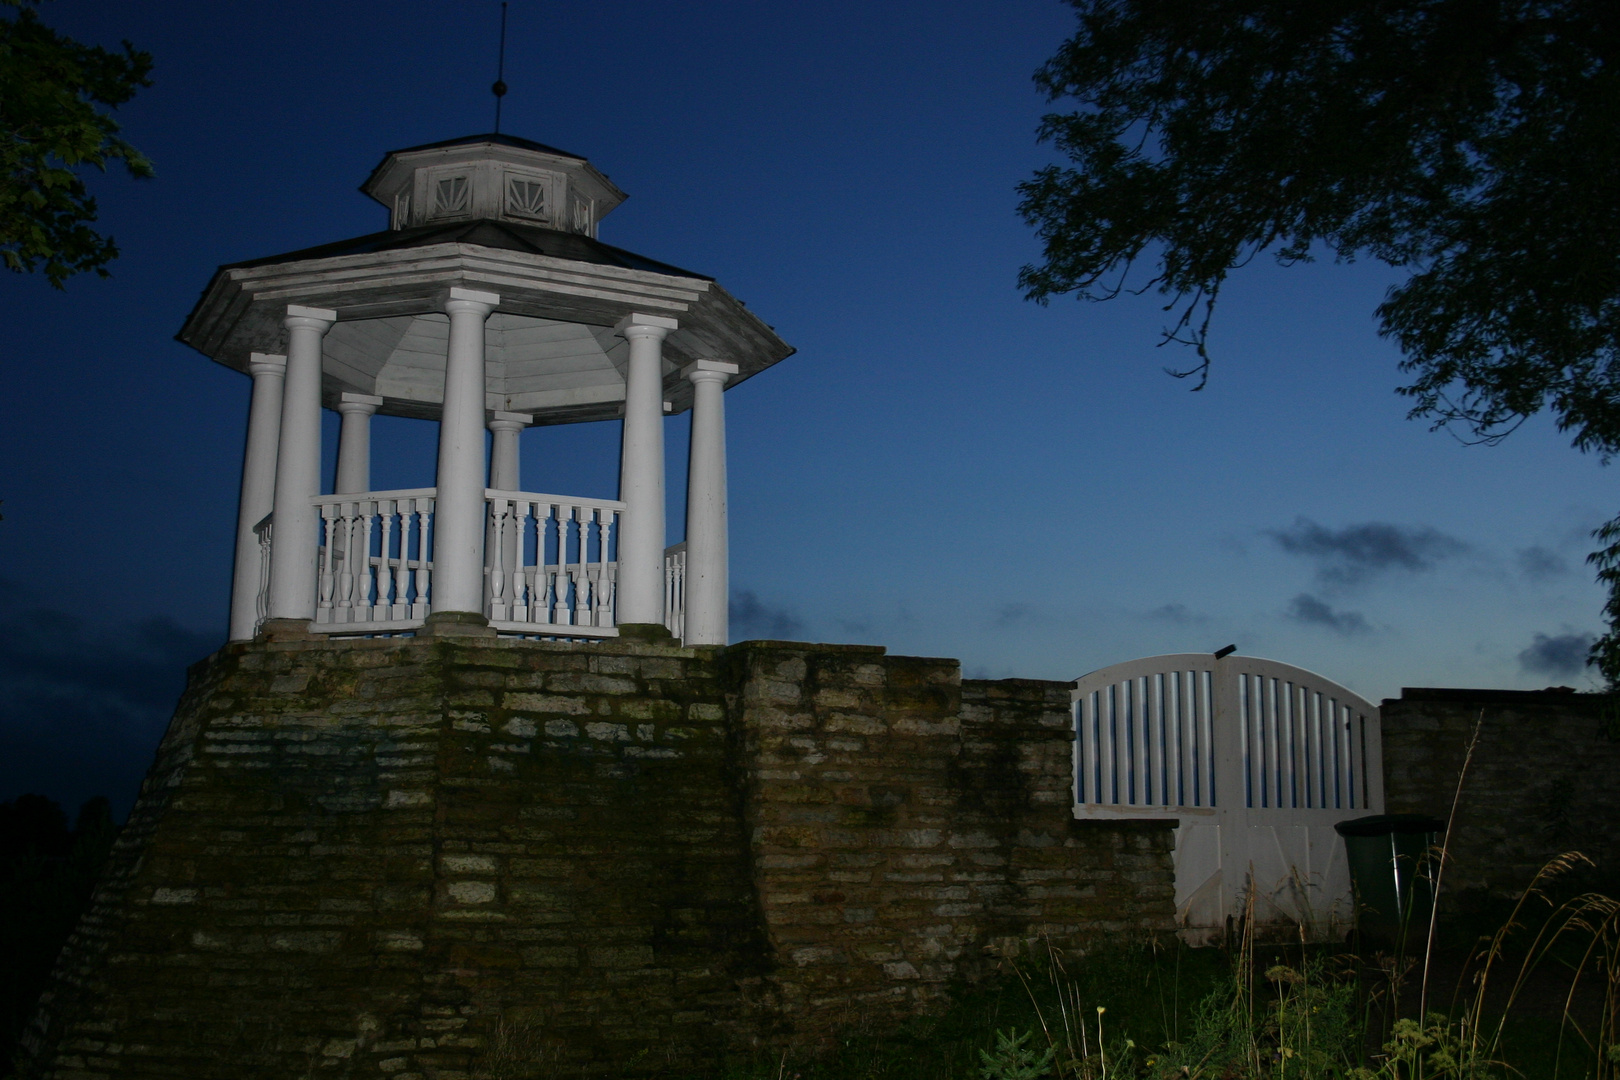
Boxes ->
[1517,632,1594,678]
[1267,518,1468,588]
[1147,603,1206,625]
[0,579,216,816]
[1284,593,1371,637]
[992,603,1033,629]
[1516,545,1569,582]
[730,590,806,641]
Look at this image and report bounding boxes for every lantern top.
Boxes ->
[361,133,628,237]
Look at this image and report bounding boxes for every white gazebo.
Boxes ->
[181,134,793,645]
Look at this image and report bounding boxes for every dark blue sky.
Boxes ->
[1,0,1609,816]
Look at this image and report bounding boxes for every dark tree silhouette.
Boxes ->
[1019,0,1620,680]
[1,0,153,286]
[1,794,117,1072]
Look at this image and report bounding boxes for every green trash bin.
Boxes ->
[1335,814,1447,950]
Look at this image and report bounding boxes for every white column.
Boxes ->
[683,359,738,645]
[614,312,677,625]
[228,353,286,640]
[334,392,382,495]
[266,305,336,621]
[487,411,532,490]
[433,287,499,615]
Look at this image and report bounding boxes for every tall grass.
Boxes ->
[696,854,1620,1080]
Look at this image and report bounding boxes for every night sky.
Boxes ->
[1,0,1610,817]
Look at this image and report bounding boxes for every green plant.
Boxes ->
[979,1028,1055,1080]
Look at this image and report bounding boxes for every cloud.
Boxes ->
[1267,518,1468,587]
[729,590,806,641]
[1517,632,1594,678]
[0,580,216,817]
[992,603,1033,629]
[1284,593,1372,637]
[1516,545,1569,582]
[1147,603,1206,625]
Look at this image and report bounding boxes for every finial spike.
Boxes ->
[492,1,509,133]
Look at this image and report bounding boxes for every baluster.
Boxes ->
[665,552,676,633]
[554,506,574,625]
[582,510,596,628]
[511,501,529,622]
[255,518,273,630]
[316,502,337,622]
[336,501,357,620]
[357,500,376,621]
[538,503,553,624]
[413,499,432,618]
[546,505,562,624]
[578,510,595,626]
[488,497,509,622]
[571,505,588,627]
[377,501,396,618]
[596,509,612,625]
[524,501,540,623]
[672,548,686,639]
[393,501,412,620]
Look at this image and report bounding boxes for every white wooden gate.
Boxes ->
[1072,653,1383,942]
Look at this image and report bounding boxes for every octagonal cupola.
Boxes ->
[361,133,627,237]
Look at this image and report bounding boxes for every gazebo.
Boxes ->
[180,134,793,645]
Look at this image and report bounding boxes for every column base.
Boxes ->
[256,618,318,643]
[615,623,677,644]
[420,611,499,638]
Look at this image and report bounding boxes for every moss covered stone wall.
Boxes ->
[1381,687,1620,901]
[18,632,1174,1078]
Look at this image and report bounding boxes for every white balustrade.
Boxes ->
[311,489,437,628]
[664,542,687,640]
[279,487,628,637]
[482,489,623,636]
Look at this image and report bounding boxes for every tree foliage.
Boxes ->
[1018,0,1620,680]
[0,0,152,287]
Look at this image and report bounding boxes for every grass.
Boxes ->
[693,856,1620,1080]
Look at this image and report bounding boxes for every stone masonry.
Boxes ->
[18,631,1175,1079]
[1381,687,1620,901]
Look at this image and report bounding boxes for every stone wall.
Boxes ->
[1381,687,1620,900]
[18,632,1175,1079]
[730,643,1175,1036]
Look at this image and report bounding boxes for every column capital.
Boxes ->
[487,410,533,433]
[683,359,739,384]
[284,304,336,330]
[247,352,287,378]
[337,392,383,417]
[614,312,678,340]
[445,286,500,315]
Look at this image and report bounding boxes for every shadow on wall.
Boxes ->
[0,578,217,817]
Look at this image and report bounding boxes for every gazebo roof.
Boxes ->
[367,132,590,171]
[225,219,709,281]
[178,135,792,426]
